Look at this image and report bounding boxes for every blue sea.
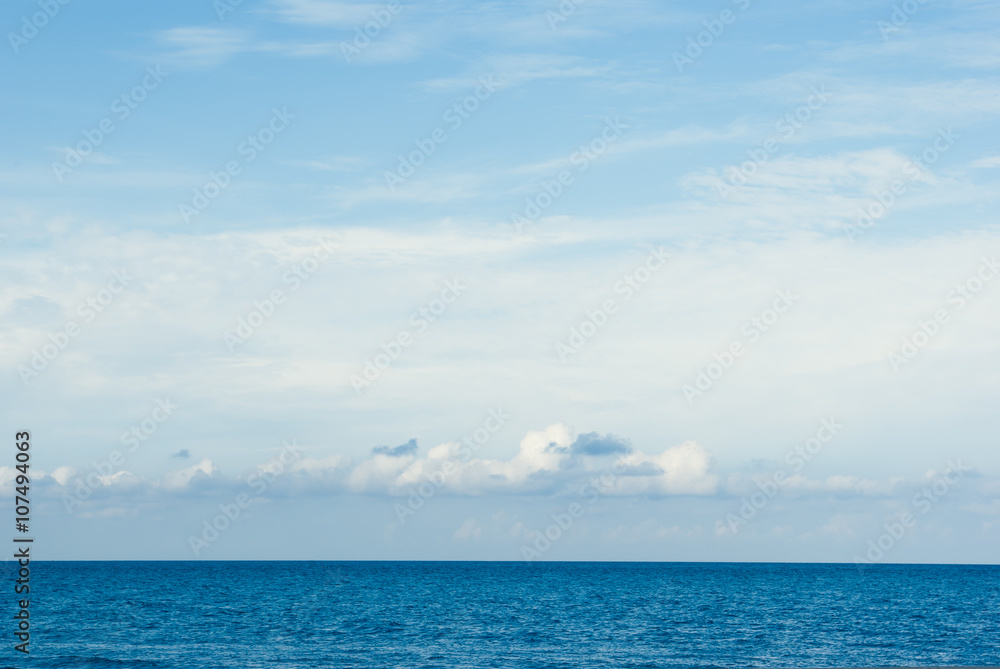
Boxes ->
[14,562,1000,668]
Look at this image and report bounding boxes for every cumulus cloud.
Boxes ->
[50,466,76,486]
[570,431,632,456]
[158,459,217,491]
[26,425,996,520]
[32,425,724,506]
[347,447,416,493]
[607,441,720,496]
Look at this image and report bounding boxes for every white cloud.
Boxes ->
[610,441,719,496]
[34,425,720,502]
[279,155,369,172]
[347,451,415,493]
[156,27,251,67]
[270,0,384,27]
[971,156,1000,169]
[160,459,217,490]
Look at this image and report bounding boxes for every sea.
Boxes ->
[14,561,1000,668]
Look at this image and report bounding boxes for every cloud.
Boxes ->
[683,147,928,201]
[777,474,902,498]
[372,438,418,457]
[156,27,250,67]
[5,226,1000,524]
[279,155,369,172]
[571,431,632,456]
[269,0,383,27]
[160,459,217,491]
[971,156,1000,169]
[0,425,670,504]
[347,446,416,493]
[2,296,65,327]
[171,449,191,459]
[609,441,720,496]
[20,421,1000,542]
[50,467,76,486]
[262,0,432,63]
[675,146,976,234]
[264,1,678,65]
[722,471,921,501]
[37,425,722,504]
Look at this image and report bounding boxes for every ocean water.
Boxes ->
[14,561,1000,668]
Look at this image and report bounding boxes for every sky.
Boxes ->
[1,0,999,562]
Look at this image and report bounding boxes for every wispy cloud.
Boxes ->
[269,0,385,27]
[280,155,369,172]
[156,27,251,67]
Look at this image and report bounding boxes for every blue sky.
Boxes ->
[2,0,1000,562]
